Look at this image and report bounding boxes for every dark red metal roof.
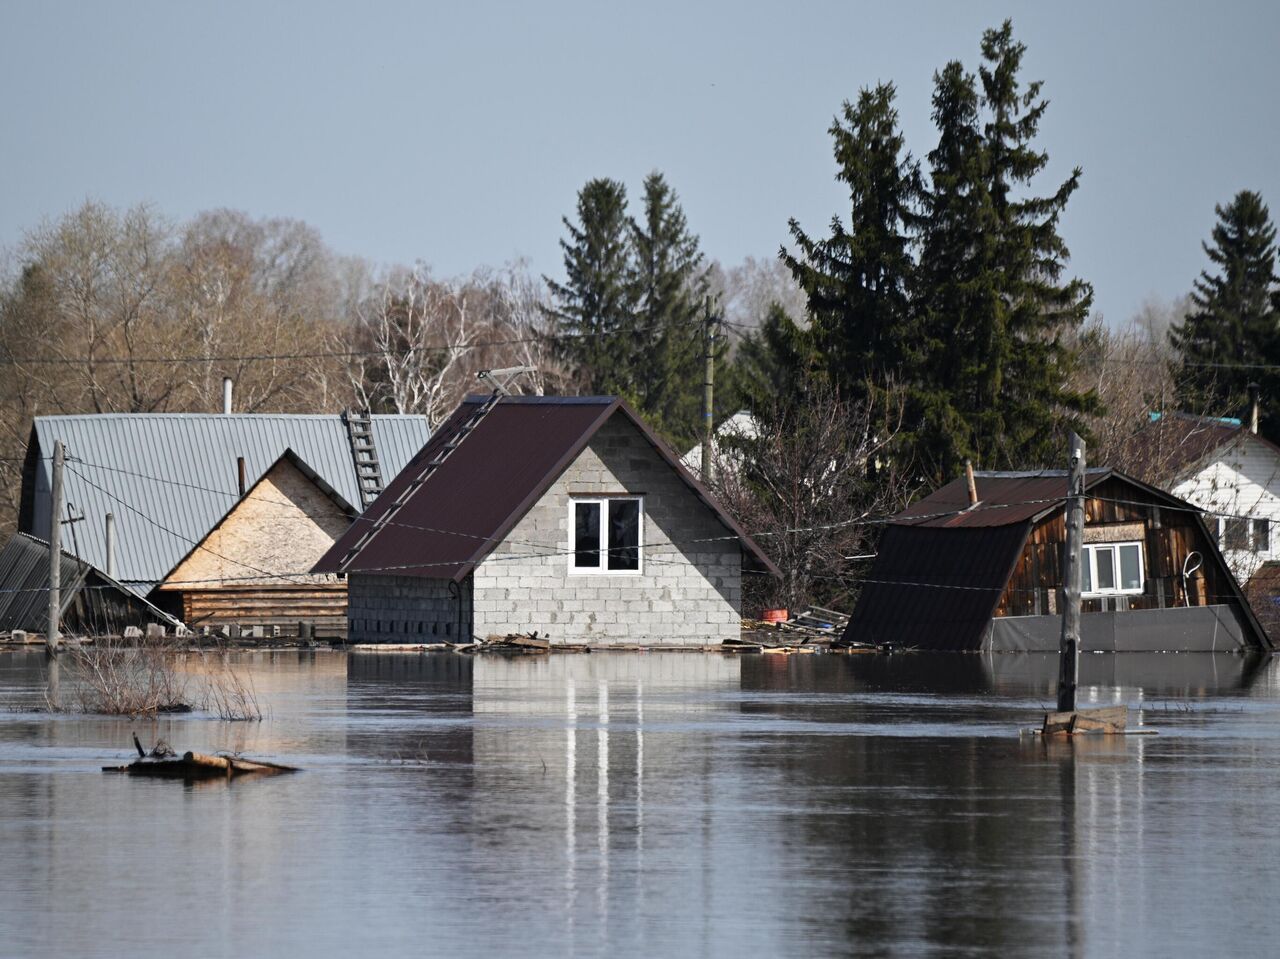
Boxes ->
[893,470,1111,528]
[314,395,777,581]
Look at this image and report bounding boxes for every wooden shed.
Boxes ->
[153,450,357,637]
[845,468,1270,652]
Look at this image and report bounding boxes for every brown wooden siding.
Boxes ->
[171,585,347,638]
[996,476,1231,618]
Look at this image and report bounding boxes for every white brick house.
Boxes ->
[314,396,776,645]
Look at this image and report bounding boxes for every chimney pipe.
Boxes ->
[965,459,978,506]
[1249,383,1260,435]
[237,457,246,497]
[104,512,115,579]
[223,377,233,415]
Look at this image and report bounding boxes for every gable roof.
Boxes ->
[315,395,778,582]
[158,448,358,589]
[20,413,429,593]
[1123,414,1280,482]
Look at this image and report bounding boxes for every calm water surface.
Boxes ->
[1,648,1278,958]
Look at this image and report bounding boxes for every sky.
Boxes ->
[1,1,1277,326]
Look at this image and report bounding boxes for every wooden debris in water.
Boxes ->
[103,735,297,779]
[1041,705,1130,737]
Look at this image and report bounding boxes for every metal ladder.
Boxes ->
[338,392,503,572]
[342,410,385,511]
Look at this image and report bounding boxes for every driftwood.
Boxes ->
[103,741,297,780]
[464,632,552,654]
[1042,705,1129,737]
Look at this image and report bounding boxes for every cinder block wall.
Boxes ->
[346,573,472,642]
[472,414,743,645]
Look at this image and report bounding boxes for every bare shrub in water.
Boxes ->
[46,636,263,720]
[47,634,193,716]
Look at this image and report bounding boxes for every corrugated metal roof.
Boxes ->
[895,469,1114,528]
[23,413,429,591]
[0,532,179,632]
[315,395,778,581]
[0,533,90,632]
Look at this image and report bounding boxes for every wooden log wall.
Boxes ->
[178,584,348,638]
[995,477,1234,618]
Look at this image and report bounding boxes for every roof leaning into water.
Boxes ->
[20,413,430,594]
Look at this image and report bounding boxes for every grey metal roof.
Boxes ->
[0,532,179,632]
[22,414,429,592]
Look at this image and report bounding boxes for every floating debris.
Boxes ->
[104,735,297,779]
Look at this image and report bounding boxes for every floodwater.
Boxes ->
[2,649,1279,958]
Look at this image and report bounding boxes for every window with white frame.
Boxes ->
[570,497,643,573]
[1081,541,1144,596]
[1215,515,1270,553]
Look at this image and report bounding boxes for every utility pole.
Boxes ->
[1057,432,1085,713]
[702,301,715,484]
[47,440,65,655]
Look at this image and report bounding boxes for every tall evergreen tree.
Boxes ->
[913,60,992,479]
[782,83,922,404]
[733,302,820,422]
[1170,190,1279,431]
[964,20,1094,470]
[630,172,710,443]
[545,178,639,398]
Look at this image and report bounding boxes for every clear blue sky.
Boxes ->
[2,1,1277,325]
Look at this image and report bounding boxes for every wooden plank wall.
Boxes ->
[996,477,1234,618]
[179,585,348,638]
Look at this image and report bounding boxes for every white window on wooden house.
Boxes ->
[1081,542,1144,597]
[570,497,643,574]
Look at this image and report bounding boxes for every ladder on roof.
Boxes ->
[342,410,385,511]
[337,391,504,573]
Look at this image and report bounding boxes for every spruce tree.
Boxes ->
[630,172,710,443]
[782,83,922,404]
[1170,190,1279,431]
[968,20,1094,470]
[545,178,639,398]
[913,60,992,479]
[733,302,820,422]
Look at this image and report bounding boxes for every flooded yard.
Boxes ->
[2,648,1279,958]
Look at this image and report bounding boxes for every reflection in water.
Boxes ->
[2,650,1280,958]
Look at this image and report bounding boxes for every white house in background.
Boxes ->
[680,411,759,478]
[1138,412,1280,583]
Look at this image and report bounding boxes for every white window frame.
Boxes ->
[568,496,644,575]
[1082,541,1144,597]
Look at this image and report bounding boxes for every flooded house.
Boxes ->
[844,468,1270,653]
[315,395,777,645]
[152,450,358,636]
[19,407,428,637]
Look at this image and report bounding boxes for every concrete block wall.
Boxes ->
[472,413,743,645]
[346,573,471,642]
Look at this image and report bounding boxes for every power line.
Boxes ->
[0,323,664,368]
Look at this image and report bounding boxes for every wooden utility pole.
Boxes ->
[47,440,65,654]
[1056,432,1085,713]
[702,302,715,484]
